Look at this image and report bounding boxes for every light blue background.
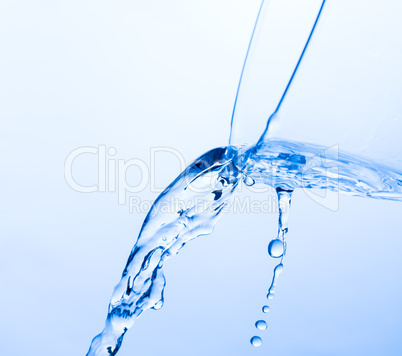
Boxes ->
[1,1,402,355]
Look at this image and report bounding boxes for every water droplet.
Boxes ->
[268,239,284,258]
[250,336,262,347]
[255,320,267,330]
[244,176,255,186]
[267,263,284,299]
[262,305,270,313]
[274,263,284,275]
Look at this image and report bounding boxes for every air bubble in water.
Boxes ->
[268,239,284,258]
[262,305,270,313]
[152,300,163,310]
[244,176,255,186]
[255,320,267,330]
[250,336,262,347]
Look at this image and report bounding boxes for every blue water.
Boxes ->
[85,0,402,354]
[86,140,402,355]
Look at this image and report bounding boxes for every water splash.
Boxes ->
[83,0,402,351]
[87,139,402,355]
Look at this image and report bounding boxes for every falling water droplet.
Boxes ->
[274,263,284,275]
[268,239,284,258]
[255,320,267,330]
[250,336,262,347]
[267,263,284,299]
[162,237,167,241]
[262,305,270,313]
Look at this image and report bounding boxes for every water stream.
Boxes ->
[86,140,402,355]
[86,0,402,353]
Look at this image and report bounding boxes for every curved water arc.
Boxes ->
[229,0,266,146]
[257,0,326,145]
[86,2,402,354]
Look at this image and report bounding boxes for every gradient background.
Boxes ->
[1,1,402,355]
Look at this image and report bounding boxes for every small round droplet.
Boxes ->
[162,237,167,241]
[274,263,284,275]
[267,292,274,300]
[262,305,270,313]
[244,176,255,186]
[250,336,262,347]
[268,239,284,258]
[255,320,267,330]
